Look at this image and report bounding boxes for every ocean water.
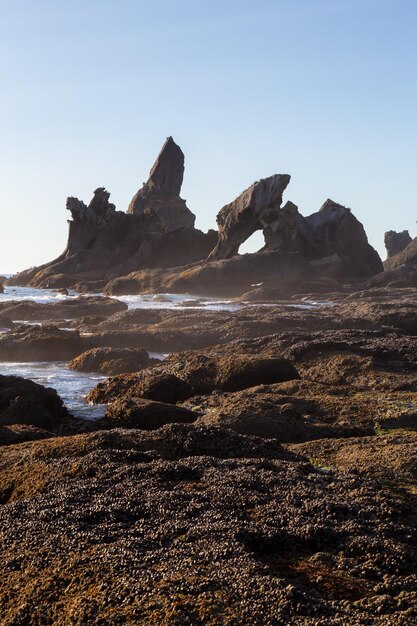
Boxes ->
[1,278,330,420]
[0,361,107,419]
[1,284,242,311]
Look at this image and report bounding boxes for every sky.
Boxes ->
[0,0,416,272]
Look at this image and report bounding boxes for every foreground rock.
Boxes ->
[0,425,416,624]
[0,375,67,429]
[68,347,159,375]
[8,138,216,290]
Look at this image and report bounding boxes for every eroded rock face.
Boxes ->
[127,137,195,232]
[209,185,382,282]
[385,229,412,258]
[208,174,291,260]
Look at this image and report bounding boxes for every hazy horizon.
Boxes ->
[1,0,416,273]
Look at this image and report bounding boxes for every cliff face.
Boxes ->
[10,138,217,290]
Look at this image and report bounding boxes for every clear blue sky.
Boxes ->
[1,0,416,272]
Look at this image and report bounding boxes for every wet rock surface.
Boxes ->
[0,425,416,625]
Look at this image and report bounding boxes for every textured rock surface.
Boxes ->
[385,229,412,258]
[103,397,197,429]
[0,426,416,625]
[87,354,300,405]
[208,174,291,260]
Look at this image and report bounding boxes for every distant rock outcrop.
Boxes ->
[384,230,412,259]
[8,138,216,290]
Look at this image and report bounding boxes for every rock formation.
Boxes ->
[384,229,412,258]
[208,174,291,260]
[209,178,382,281]
[9,139,384,295]
[127,136,195,232]
[8,138,216,290]
[105,181,382,296]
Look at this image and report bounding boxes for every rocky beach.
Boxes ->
[1,139,417,625]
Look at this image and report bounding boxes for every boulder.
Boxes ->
[0,375,67,429]
[87,373,193,405]
[103,397,197,429]
[68,347,159,375]
[88,353,300,405]
[0,276,7,285]
[384,229,412,258]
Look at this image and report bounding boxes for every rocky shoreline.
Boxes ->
[1,284,417,624]
[1,139,417,623]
